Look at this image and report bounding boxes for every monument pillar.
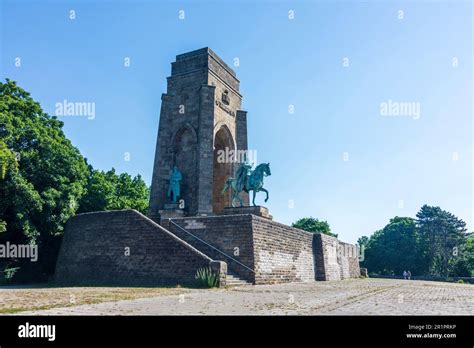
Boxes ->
[236,110,250,206]
[148,47,248,221]
[196,84,216,215]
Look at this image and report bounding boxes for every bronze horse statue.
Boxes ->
[222,163,271,207]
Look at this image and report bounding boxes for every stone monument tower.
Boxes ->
[56,48,361,287]
[148,48,249,221]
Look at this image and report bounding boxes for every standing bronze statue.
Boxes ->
[167,166,182,203]
[222,162,271,207]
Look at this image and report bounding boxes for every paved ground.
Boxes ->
[14,278,474,315]
[0,285,186,314]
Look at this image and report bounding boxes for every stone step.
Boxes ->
[226,272,251,286]
[226,281,249,286]
[226,278,247,283]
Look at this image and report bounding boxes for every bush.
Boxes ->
[1,266,20,284]
[195,267,219,288]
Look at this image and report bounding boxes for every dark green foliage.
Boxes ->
[1,267,20,284]
[0,79,150,283]
[416,205,467,278]
[78,167,149,215]
[292,217,338,238]
[357,236,369,247]
[360,206,472,278]
[0,79,89,281]
[360,217,427,275]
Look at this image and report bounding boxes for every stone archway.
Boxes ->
[172,125,197,213]
[212,125,235,213]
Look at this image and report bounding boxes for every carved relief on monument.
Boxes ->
[215,90,235,117]
[222,89,230,105]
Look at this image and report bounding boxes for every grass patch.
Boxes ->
[0,286,187,314]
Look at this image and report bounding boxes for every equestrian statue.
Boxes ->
[222,162,271,207]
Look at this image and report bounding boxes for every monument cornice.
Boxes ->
[174,47,238,79]
[208,69,242,99]
[167,68,243,98]
[207,52,240,81]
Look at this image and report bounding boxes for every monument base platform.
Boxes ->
[55,209,361,287]
[221,206,273,220]
[159,208,184,228]
[167,213,361,284]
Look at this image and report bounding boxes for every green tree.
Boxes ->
[416,205,467,278]
[357,236,369,247]
[292,217,337,238]
[0,79,152,283]
[458,234,474,276]
[0,79,89,281]
[361,217,428,276]
[448,233,473,277]
[0,139,18,233]
[78,167,149,215]
[360,229,384,273]
[0,139,17,179]
[360,206,471,278]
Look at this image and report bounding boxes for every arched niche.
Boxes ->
[171,124,197,213]
[212,125,235,213]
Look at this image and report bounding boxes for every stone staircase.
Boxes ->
[166,219,255,284]
[226,270,251,287]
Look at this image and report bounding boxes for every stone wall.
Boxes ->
[168,214,318,284]
[55,210,215,286]
[314,234,361,280]
[167,214,361,284]
[55,209,360,286]
[251,216,315,284]
[168,215,256,282]
[341,241,361,278]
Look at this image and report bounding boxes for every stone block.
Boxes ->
[221,206,273,220]
[209,260,227,287]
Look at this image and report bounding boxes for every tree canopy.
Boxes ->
[0,79,90,280]
[358,217,427,275]
[359,205,472,278]
[0,79,149,282]
[78,167,149,215]
[292,217,338,238]
[416,205,467,277]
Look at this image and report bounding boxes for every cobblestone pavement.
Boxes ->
[17,279,474,315]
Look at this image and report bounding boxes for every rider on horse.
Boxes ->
[222,162,271,207]
[235,162,252,189]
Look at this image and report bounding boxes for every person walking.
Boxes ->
[403,270,408,280]
[407,270,411,280]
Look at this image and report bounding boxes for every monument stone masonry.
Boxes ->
[54,48,360,287]
[148,47,249,221]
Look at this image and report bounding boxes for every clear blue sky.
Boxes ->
[1,0,472,243]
